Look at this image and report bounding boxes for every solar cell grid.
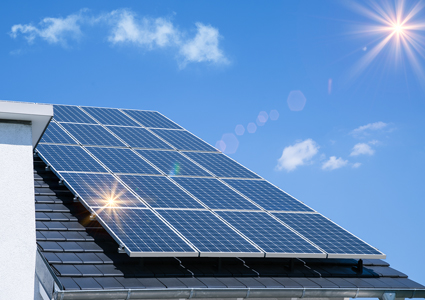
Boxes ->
[39,122,77,145]
[81,107,139,126]
[122,110,182,129]
[119,175,204,209]
[224,179,313,212]
[157,210,262,255]
[86,147,161,175]
[173,177,259,210]
[272,213,383,255]
[216,211,323,255]
[37,144,107,172]
[53,105,97,124]
[185,152,260,179]
[97,208,195,254]
[107,127,173,149]
[61,123,126,147]
[136,150,211,177]
[152,129,217,152]
[59,173,145,208]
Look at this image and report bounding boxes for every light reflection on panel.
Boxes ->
[61,123,126,147]
[152,129,217,152]
[122,110,182,129]
[60,173,146,208]
[107,127,173,149]
[81,106,139,126]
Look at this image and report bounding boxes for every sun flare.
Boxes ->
[350,0,425,79]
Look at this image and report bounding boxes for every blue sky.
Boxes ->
[2,0,425,284]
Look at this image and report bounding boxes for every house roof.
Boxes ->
[34,155,425,299]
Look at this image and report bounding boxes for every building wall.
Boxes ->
[0,122,36,299]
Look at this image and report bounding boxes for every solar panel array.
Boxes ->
[36,104,385,259]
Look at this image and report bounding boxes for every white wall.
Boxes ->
[0,122,36,299]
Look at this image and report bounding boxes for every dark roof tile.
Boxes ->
[94,277,124,289]
[73,277,103,290]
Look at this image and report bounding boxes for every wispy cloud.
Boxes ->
[9,9,228,67]
[322,156,348,170]
[350,142,375,156]
[351,121,388,136]
[352,162,362,168]
[276,139,319,172]
[9,10,86,46]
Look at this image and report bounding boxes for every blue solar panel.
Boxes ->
[53,105,97,124]
[152,129,217,152]
[223,179,313,212]
[135,150,211,177]
[37,144,107,172]
[173,177,259,210]
[157,210,261,255]
[217,211,323,256]
[122,110,182,129]
[39,122,77,144]
[119,175,204,209]
[86,147,161,175]
[81,107,139,126]
[61,123,126,147]
[185,152,260,179]
[97,208,196,254]
[272,213,383,255]
[60,173,146,208]
[107,127,173,149]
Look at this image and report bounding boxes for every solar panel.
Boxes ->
[97,208,196,255]
[119,175,204,209]
[135,150,212,177]
[86,147,161,175]
[216,211,324,257]
[185,152,260,179]
[81,107,139,126]
[122,110,182,129]
[61,123,126,147]
[59,173,146,208]
[107,126,173,149]
[223,179,313,212]
[152,129,217,152]
[173,177,259,210]
[272,213,383,257]
[157,210,262,256]
[36,104,386,259]
[36,144,107,172]
[39,122,77,145]
[53,105,97,124]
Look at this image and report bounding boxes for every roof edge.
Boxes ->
[56,287,425,300]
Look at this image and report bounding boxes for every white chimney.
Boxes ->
[0,100,53,299]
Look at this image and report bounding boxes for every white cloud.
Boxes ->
[10,10,86,46]
[322,156,348,170]
[276,139,319,172]
[179,23,228,67]
[107,10,179,48]
[351,121,388,136]
[352,162,362,168]
[350,143,375,156]
[9,9,229,68]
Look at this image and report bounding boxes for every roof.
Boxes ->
[34,155,425,299]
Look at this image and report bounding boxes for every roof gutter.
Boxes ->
[54,287,425,300]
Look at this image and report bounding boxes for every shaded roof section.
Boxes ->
[34,156,425,295]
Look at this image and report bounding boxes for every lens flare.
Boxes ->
[350,0,425,80]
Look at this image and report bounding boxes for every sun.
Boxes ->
[349,0,425,80]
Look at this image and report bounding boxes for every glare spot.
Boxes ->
[269,109,279,121]
[235,124,245,136]
[287,90,306,111]
[220,133,239,154]
[215,140,226,152]
[362,46,367,51]
[328,78,332,95]
[247,122,257,133]
[256,111,269,126]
